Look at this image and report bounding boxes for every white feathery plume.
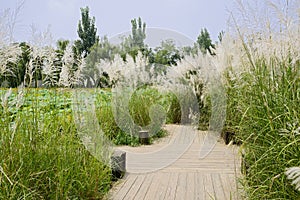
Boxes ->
[42,47,58,87]
[59,43,74,87]
[1,88,12,111]
[0,43,22,77]
[0,8,22,77]
[285,167,300,192]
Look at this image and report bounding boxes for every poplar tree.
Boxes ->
[75,6,99,57]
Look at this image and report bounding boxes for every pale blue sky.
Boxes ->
[1,0,235,44]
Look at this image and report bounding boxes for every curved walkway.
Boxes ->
[108,125,242,200]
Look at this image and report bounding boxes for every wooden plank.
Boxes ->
[203,173,216,200]
[174,172,187,200]
[163,172,179,200]
[123,175,145,199]
[185,172,196,200]
[211,173,226,199]
[220,173,235,200]
[195,173,206,200]
[161,168,237,173]
[110,125,242,200]
[152,172,171,200]
[132,173,154,200]
[143,172,169,200]
[227,173,240,200]
[111,174,138,200]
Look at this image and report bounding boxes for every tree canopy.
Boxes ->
[75,6,99,58]
[130,17,146,49]
[151,39,182,66]
[197,28,215,55]
[120,17,147,61]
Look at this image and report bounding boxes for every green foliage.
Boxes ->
[92,36,119,61]
[197,28,215,55]
[225,57,300,199]
[120,17,148,61]
[130,17,146,49]
[95,89,139,146]
[164,92,181,124]
[56,40,69,53]
[198,95,211,130]
[96,87,176,146]
[182,45,199,57]
[75,6,99,58]
[14,43,30,87]
[151,39,182,66]
[0,89,111,199]
[129,87,166,127]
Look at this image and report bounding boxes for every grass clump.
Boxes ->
[0,87,174,198]
[225,48,300,199]
[96,87,176,146]
[0,89,112,199]
[220,1,300,197]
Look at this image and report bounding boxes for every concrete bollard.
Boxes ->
[111,150,126,179]
[139,130,150,145]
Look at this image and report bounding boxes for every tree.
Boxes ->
[182,45,199,57]
[130,17,146,49]
[152,39,182,66]
[120,17,147,61]
[57,40,69,53]
[197,28,215,55]
[75,6,99,58]
[89,36,119,61]
[15,42,30,87]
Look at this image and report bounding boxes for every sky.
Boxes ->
[1,0,235,46]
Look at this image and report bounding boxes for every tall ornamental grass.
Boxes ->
[226,56,300,199]
[96,87,177,146]
[0,88,112,199]
[222,0,300,198]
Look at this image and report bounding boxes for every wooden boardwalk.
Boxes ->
[107,125,242,200]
